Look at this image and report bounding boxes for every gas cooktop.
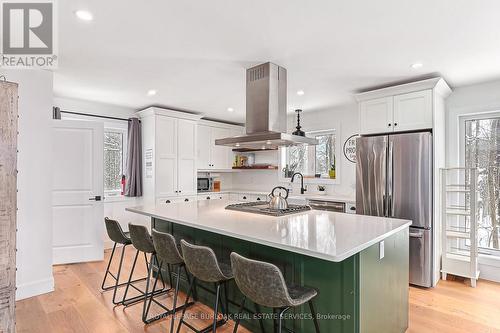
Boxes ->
[225,201,311,217]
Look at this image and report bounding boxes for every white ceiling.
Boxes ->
[55,0,500,123]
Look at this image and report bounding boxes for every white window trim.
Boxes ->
[279,128,341,185]
[458,110,500,260]
[104,124,128,201]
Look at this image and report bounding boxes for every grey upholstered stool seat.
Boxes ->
[101,218,148,305]
[123,224,172,324]
[230,252,321,333]
[176,239,233,333]
[151,229,196,333]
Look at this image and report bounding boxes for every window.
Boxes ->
[463,115,500,253]
[104,130,126,196]
[281,130,338,181]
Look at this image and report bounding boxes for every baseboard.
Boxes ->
[16,276,54,301]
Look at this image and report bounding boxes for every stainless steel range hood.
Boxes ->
[215,62,317,150]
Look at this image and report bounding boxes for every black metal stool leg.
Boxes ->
[142,256,161,323]
[223,282,229,318]
[111,243,127,304]
[121,249,140,304]
[184,265,198,301]
[170,265,182,333]
[308,300,320,333]
[212,283,221,333]
[176,277,196,333]
[101,243,117,290]
[233,296,246,333]
[273,308,278,333]
[278,307,290,333]
[255,303,266,333]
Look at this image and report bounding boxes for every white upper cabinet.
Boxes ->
[356,78,450,136]
[138,108,202,200]
[359,97,393,135]
[197,122,241,170]
[155,116,177,197]
[393,90,432,132]
[197,125,212,169]
[211,127,232,169]
[177,119,197,195]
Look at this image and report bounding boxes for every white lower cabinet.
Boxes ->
[236,193,267,202]
[157,196,197,205]
[197,193,229,201]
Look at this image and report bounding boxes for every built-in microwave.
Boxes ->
[197,177,214,192]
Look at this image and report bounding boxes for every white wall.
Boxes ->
[0,69,55,300]
[446,79,500,282]
[55,97,150,249]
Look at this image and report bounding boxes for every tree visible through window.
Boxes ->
[104,131,124,195]
[465,117,500,251]
[282,130,337,179]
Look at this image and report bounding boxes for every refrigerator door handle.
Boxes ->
[388,139,394,217]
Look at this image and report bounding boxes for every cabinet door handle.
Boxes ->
[166,200,171,203]
[388,123,391,127]
[184,198,189,202]
[243,196,247,199]
[256,197,261,201]
[394,123,398,126]
[206,196,210,200]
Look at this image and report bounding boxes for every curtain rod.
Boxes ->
[54,107,140,122]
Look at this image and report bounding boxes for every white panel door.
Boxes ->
[393,90,433,132]
[52,120,104,264]
[177,119,197,195]
[156,116,177,197]
[197,124,212,169]
[359,97,394,135]
[211,127,232,169]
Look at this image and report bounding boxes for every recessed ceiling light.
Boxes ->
[235,143,240,147]
[266,140,272,145]
[297,90,305,96]
[227,107,234,112]
[75,10,93,21]
[411,62,423,69]
[147,89,157,96]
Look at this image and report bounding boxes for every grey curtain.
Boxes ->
[125,118,142,196]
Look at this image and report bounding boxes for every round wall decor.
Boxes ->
[343,134,359,163]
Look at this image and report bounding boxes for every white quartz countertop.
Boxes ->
[126,200,410,262]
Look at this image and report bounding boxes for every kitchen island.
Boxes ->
[126,200,411,333]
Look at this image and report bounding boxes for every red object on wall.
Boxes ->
[121,175,126,195]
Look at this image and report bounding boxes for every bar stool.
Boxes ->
[230,252,321,333]
[123,223,172,324]
[177,239,233,333]
[101,217,147,305]
[150,229,196,333]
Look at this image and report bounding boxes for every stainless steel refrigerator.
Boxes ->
[356,132,433,287]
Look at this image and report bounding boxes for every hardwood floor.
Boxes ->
[16,247,500,333]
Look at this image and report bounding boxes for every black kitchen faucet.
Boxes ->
[291,172,306,194]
